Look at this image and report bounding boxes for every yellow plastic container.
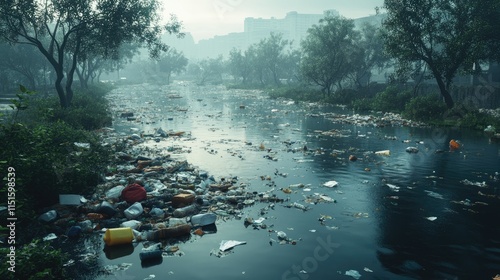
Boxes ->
[103,227,134,246]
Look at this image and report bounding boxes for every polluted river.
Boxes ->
[59,81,499,280]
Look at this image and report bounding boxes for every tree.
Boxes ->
[300,13,361,95]
[255,33,293,86]
[0,43,48,90]
[0,0,182,108]
[157,48,188,84]
[197,55,226,85]
[349,23,389,89]
[382,0,500,109]
[228,48,253,84]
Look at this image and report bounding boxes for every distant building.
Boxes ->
[193,10,340,59]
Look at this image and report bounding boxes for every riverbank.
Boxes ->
[261,84,500,134]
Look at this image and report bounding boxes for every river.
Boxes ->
[89,81,499,280]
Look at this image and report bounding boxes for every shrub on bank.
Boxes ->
[0,84,113,214]
[403,94,447,121]
[349,86,413,113]
[0,239,68,280]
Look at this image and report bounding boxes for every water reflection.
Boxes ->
[102,82,500,279]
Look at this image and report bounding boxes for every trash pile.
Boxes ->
[319,112,427,127]
[37,127,289,269]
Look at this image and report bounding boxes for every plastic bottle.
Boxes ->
[172,204,199,218]
[106,185,125,200]
[146,224,191,241]
[190,213,217,226]
[99,201,117,217]
[124,202,144,219]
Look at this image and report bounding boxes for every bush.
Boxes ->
[351,98,373,112]
[0,239,68,279]
[0,121,111,210]
[403,94,447,121]
[349,86,412,113]
[1,84,113,214]
[372,86,412,112]
[15,84,113,130]
[457,109,500,130]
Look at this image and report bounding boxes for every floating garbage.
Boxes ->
[426,216,437,221]
[375,150,390,156]
[449,139,460,151]
[386,184,400,192]
[323,180,338,188]
[345,269,362,279]
[191,213,217,226]
[103,227,134,246]
[219,240,247,252]
[405,147,419,153]
[276,231,287,240]
[460,179,487,187]
[124,202,144,219]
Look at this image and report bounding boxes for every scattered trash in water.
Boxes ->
[426,216,437,221]
[460,179,487,187]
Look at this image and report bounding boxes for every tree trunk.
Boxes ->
[435,75,454,109]
[55,69,67,108]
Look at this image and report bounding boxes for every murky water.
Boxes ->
[91,81,500,280]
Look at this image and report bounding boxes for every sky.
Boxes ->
[161,0,384,42]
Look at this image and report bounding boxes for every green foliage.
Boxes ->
[0,121,111,210]
[350,86,413,113]
[300,12,361,95]
[0,239,68,280]
[351,98,373,112]
[0,85,112,212]
[371,86,412,112]
[382,0,500,108]
[458,110,500,130]
[403,94,447,121]
[9,85,36,121]
[19,87,112,130]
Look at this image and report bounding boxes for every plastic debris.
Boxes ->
[405,147,419,153]
[59,194,83,205]
[449,139,460,150]
[375,150,390,156]
[426,216,437,221]
[323,180,338,188]
[345,269,362,279]
[386,184,400,192]
[219,240,247,251]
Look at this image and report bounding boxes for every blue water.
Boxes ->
[91,82,500,280]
